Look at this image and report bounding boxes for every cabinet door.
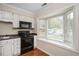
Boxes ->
[13,20,19,28]
[31,18,35,28]
[13,38,20,56]
[13,14,20,28]
[24,16,31,22]
[34,36,37,48]
[19,16,26,21]
[2,11,12,20]
[0,11,13,22]
[0,45,3,56]
[2,40,13,56]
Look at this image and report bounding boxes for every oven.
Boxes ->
[18,31,34,54]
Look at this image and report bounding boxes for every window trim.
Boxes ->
[38,38,79,54]
[37,6,79,52]
[46,7,74,47]
[46,15,64,42]
[64,9,74,46]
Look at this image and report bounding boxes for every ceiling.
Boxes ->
[7,3,49,13]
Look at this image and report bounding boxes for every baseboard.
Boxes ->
[37,47,55,56]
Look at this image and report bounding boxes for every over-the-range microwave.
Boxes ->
[19,21,32,29]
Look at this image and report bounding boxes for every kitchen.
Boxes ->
[0,4,37,56]
[0,3,79,56]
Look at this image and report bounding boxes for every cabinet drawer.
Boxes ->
[0,40,11,45]
[14,39,20,45]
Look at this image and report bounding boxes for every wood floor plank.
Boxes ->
[20,48,49,56]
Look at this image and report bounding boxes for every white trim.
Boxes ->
[0,4,34,17]
[37,4,75,19]
[1,4,33,14]
[37,47,54,56]
[46,15,64,42]
[39,7,74,49]
[37,38,79,54]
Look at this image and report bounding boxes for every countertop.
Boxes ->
[0,33,37,41]
[0,34,20,41]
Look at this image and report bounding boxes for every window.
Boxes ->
[64,11,73,46]
[39,19,47,38]
[46,9,74,47]
[47,16,64,42]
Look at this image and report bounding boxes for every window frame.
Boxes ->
[46,7,74,47]
[64,9,74,47]
[46,15,64,42]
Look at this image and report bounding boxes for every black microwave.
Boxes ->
[19,21,32,29]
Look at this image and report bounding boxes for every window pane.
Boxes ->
[65,12,73,46]
[39,19,47,38]
[47,16,64,42]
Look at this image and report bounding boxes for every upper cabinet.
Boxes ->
[12,13,20,28]
[0,10,13,22]
[13,13,35,28]
[0,4,35,29]
[0,10,35,28]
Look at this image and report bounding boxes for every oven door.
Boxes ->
[21,38,34,54]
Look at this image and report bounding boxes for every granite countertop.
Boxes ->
[0,33,37,41]
[0,34,20,41]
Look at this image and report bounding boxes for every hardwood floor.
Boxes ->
[20,48,49,56]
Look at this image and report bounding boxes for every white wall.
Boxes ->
[37,39,79,56]
[36,3,79,56]
[36,3,75,18]
[0,22,18,35]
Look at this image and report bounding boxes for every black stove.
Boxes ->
[18,31,34,54]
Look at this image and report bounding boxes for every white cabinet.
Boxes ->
[13,38,20,56]
[12,13,20,28]
[13,21,19,28]
[34,36,37,48]
[0,40,13,56]
[13,15,35,28]
[0,10,13,22]
[19,16,27,22]
[0,10,35,28]
[0,38,21,56]
[0,45,3,56]
[31,18,35,28]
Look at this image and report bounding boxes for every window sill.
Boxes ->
[37,38,79,54]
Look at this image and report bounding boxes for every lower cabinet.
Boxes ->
[0,39,13,56]
[13,38,20,56]
[34,36,37,48]
[0,38,20,56]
